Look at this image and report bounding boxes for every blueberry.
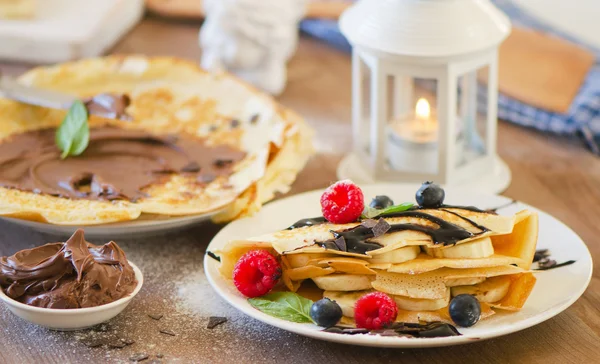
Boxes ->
[448,294,481,327]
[415,181,445,208]
[310,298,343,328]
[369,195,394,209]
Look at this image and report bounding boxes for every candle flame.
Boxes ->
[415,98,431,120]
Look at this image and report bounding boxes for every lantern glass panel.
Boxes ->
[386,76,439,174]
[457,66,490,166]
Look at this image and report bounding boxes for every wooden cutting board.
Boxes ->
[0,0,144,63]
[145,0,353,19]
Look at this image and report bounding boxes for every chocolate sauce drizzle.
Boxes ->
[324,322,460,338]
[532,249,576,271]
[287,217,327,230]
[314,211,488,255]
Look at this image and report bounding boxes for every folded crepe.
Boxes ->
[218,206,538,325]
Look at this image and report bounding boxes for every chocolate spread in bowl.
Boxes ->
[0,126,246,201]
[0,229,137,309]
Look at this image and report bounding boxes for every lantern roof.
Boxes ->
[339,0,511,57]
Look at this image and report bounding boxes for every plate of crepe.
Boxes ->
[205,183,592,348]
[0,56,313,238]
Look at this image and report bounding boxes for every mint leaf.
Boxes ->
[361,202,414,219]
[55,100,89,159]
[248,292,314,323]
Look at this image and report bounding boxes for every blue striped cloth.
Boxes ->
[300,0,600,154]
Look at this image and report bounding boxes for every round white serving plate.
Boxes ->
[0,262,143,331]
[0,210,220,239]
[205,183,593,348]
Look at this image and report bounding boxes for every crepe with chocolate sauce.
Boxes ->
[0,56,314,225]
[217,207,538,325]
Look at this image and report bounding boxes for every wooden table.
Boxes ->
[1,15,599,364]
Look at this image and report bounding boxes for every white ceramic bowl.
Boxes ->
[0,262,143,331]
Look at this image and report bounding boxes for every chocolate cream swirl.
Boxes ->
[0,229,137,309]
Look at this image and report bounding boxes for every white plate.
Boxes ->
[0,210,220,239]
[205,183,593,348]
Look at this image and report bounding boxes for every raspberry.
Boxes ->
[233,250,282,298]
[354,292,398,330]
[320,180,364,224]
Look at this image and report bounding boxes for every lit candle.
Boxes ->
[388,98,439,174]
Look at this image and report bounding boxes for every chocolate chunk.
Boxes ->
[250,114,259,124]
[82,340,104,348]
[159,329,176,336]
[371,218,391,237]
[333,236,347,252]
[214,159,233,168]
[206,251,221,262]
[148,313,163,321]
[108,341,127,349]
[181,162,201,173]
[130,353,149,362]
[230,119,240,128]
[207,316,228,329]
[361,219,378,228]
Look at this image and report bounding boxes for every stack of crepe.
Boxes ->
[218,207,538,324]
[0,56,313,225]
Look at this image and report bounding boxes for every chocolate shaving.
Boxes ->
[535,258,576,271]
[121,338,136,346]
[108,341,127,349]
[82,340,103,348]
[148,313,163,321]
[197,173,216,184]
[250,114,259,124]
[206,251,221,262]
[230,119,240,128]
[533,249,550,263]
[156,354,164,359]
[181,161,201,173]
[93,324,111,332]
[129,353,149,362]
[159,329,176,336]
[207,316,228,329]
[208,125,218,132]
[371,218,391,237]
[214,159,234,168]
[333,236,347,252]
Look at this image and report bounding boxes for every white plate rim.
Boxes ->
[204,185,593,348]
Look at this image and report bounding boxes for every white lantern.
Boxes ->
[337,0,512,193]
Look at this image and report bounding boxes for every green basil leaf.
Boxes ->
[379,202,414,215]
[361,202,414,219]
[55,100,89,159]
[248,292,314,324]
